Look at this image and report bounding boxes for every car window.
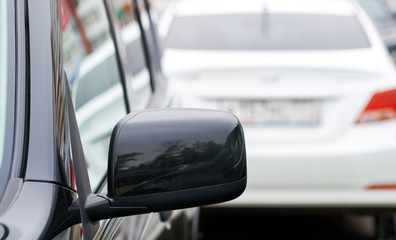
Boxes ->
[0,0,9,201]
[357,0,394,23]
[139,0,163,74]
[108,0,153,110]
[61,0,127,191]
[0,1,8,172]
[167,14,371,50]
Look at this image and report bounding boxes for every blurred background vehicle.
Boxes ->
[160,0,396,227]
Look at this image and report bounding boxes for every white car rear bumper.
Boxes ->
[218,121,396,208]
[219,189,396,208]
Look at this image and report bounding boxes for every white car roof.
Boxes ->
[174,0,358,16]
[161,0,396,78]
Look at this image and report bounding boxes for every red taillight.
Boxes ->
[366,184,396,190]
[356,89,396,124]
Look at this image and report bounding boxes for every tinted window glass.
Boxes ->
[0,1,8,173]
[0,0,9,201]
[167,14,371,50]
[109,0,152,110]
[62,0,127,191]
[139,0,163,73]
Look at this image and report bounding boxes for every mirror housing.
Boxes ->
[86,109,246,221]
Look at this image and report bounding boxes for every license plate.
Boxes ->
[222,100,321,126]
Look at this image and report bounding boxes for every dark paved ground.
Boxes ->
[198,207,380,240]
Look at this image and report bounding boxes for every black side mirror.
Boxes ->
[86,109,246,221]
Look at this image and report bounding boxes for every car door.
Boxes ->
[61,0,178,239]
[60,0,152,239]
[91,1,195,238]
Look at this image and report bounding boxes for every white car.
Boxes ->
[161,0,396,211]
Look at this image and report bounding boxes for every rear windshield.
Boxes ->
[167,14,371,50]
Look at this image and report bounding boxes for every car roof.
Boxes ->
[161,0,396,77]
[174,0,359,17]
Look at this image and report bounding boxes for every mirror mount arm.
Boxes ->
[85,195,150,222]
[85,177,246,222]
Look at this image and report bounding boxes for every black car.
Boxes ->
[0,0,247,239]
